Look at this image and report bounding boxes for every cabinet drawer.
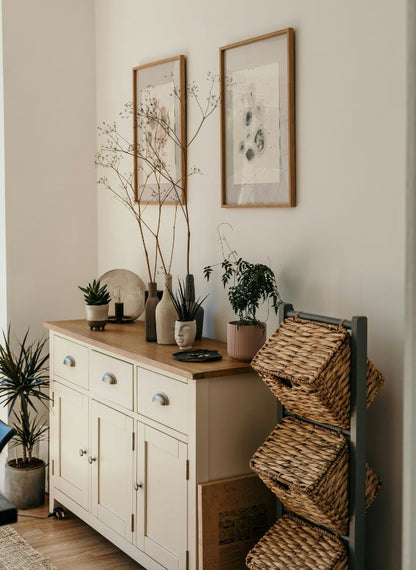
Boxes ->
[137,368,188,434]
[90,351,133,410]
[53,336,88,389]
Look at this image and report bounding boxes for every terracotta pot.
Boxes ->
[85,304,109,331]
[5,460,45,509]
[227,321,266,362]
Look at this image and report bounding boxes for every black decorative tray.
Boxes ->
[172,349,223,362]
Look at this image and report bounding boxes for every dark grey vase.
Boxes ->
[185,274,204,340]
[145,282,159,342]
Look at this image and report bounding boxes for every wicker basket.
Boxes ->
[251,317,384,429]
[249,416,381,535]
[246,513,348,570]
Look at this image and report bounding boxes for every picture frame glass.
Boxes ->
[134,57,185,204]
[221,31,295,207]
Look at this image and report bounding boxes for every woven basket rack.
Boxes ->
[250,416,382,535]
[246,513,348,570]
[252,317,384,429]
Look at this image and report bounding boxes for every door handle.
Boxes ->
[79,449,87,457]
[88,456,96,464]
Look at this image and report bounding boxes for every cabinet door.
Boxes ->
[90,401,134,543]
[137,423,188,570]
[51,383,89,510]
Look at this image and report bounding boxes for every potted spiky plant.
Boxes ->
[78,279,111,330]
[0,327,50,508]
[168,279,207,349]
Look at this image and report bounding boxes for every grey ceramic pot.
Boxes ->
[5,460,46,509]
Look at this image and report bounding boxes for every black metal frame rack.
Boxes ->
[280,303,367,570]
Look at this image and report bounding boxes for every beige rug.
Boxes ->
[0,526,57,569]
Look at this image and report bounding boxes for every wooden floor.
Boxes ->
[12,497,144,569]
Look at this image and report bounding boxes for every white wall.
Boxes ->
[2,0,98,342]
[403,0,416,567]
[1,0,97,472]
[95,1,407,568]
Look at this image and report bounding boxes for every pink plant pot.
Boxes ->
[227,321,266,362]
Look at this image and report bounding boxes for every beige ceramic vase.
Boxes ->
[155,274,177,345]
[227,321,266,362]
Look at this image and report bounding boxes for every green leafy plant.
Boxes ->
[168,279,207,322]
[0,327,50,467]
[204,225,283,326]
[78,279,111,306]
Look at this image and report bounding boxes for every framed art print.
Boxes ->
[220,29,295,207]
[133,55,186,204]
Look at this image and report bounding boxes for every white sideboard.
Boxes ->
[45,320,277,570]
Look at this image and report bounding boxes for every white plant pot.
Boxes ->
[174,320,197,350]
[85,303,109,330]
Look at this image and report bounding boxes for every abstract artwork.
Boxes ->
[220,29,295,207]
[133,56,186,204]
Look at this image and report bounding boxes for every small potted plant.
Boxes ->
[168,280,207,350]
[0,327,50,508]
[78,279,111,330]
[204,235,283,361]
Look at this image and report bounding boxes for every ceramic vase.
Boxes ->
[227,321,266,362]
[145,282,159,342]
[185,274,204,340]
[174,320,197,350]
[155,274,177,345]
[85,304,109,331]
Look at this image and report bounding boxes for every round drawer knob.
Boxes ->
[79,449,87,457]
[152,392,170,406]
[134,482,143,491]
[63,355,76,367]
[88,456,97,464]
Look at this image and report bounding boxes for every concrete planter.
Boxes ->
[5,460,45,509]
[227,321,266,362]
[85,303,109,330]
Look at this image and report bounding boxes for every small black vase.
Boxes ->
[145,282,159,342]
[185,274,204,340]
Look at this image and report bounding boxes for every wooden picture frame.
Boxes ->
[133,55,186,205]
[220,29,295,208]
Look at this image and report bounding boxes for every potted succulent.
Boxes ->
[204,241,283,361]
[168,280,207,349]
[0,327,50,508]
[78,279,111,330]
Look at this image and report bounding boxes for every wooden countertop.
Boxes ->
[44,319,253,380]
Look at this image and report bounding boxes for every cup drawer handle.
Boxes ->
[152,392,170,406]
[102,372,117,385]
[63,355,76,367]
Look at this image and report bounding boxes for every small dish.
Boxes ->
[172,350,222,362]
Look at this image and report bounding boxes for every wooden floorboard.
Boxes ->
[12,497,144,569]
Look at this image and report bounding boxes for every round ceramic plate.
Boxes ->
[172,350,223,362]
[99,269,146,320]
